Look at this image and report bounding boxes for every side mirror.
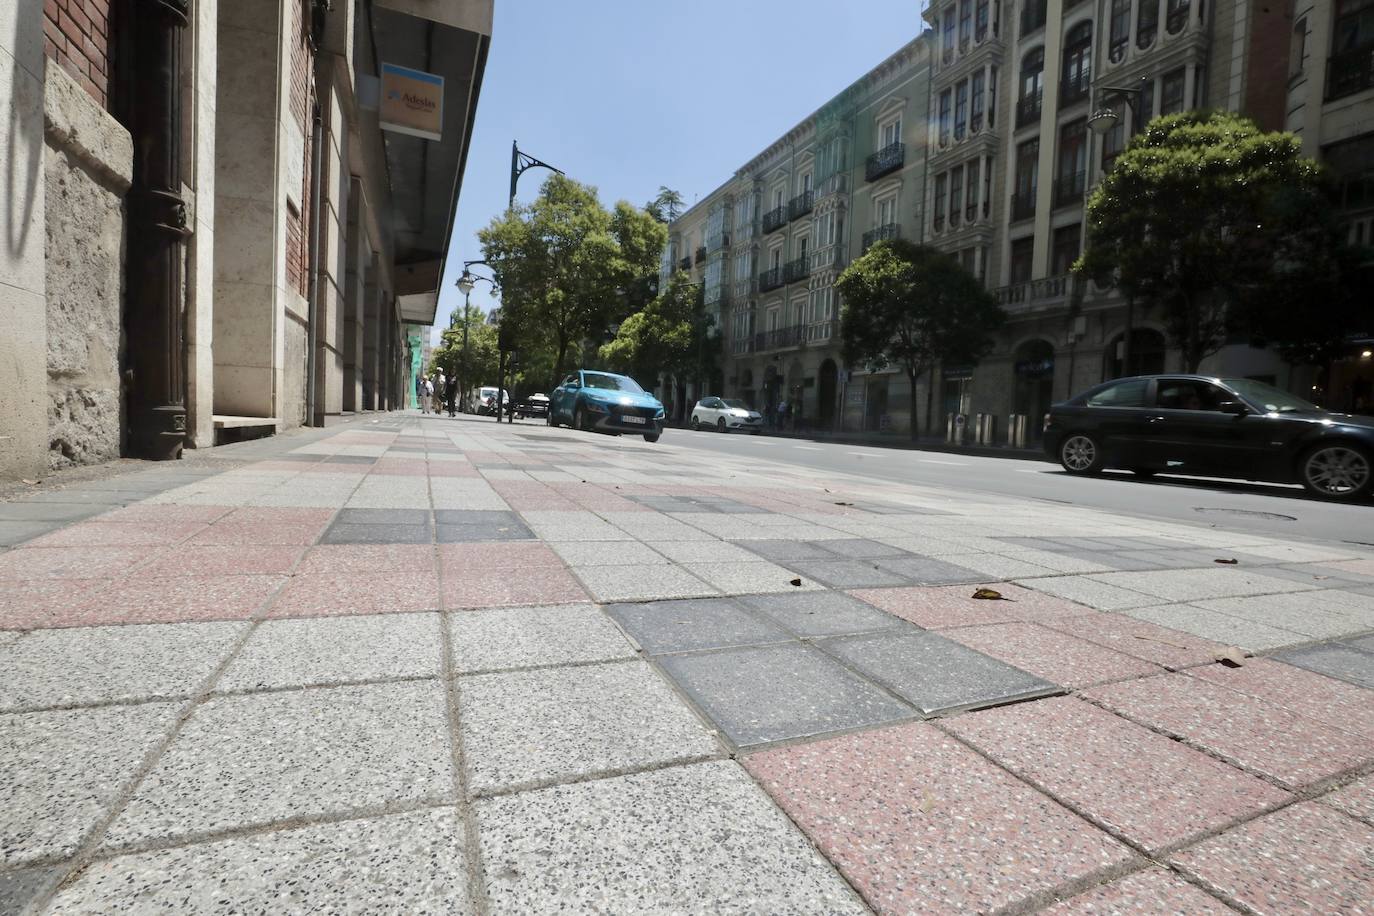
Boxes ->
[1218,400,1249,416]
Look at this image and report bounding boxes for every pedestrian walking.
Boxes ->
[422,377,433,413]
[444,374,458,417]
[415,373,425,413]
[432,373,446,414]
[778,399,790,431]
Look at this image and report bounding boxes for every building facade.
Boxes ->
[662,36,934,433]
[1,0,490,480]
[921,0,1374,442]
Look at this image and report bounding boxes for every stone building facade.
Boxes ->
[1,0,491,480]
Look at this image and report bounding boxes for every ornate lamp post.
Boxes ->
[454,261,495,415]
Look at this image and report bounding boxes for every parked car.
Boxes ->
[691,397,763,433]
[1043,374,1374,500]
[548,370,665,442]
[466,386,507,416]
[513,393,549,419]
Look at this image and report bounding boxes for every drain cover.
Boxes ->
[1193,507,1296,521]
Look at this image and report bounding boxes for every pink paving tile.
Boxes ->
[0,546,158,580]
[497,494,581,511]
[944,622,1164,689]
[442,565,589,609]
[0,579,110,629]
[1322,776,1374,824]
[1083,674,1374,791]
[1170,802,1374,914]
[57,574,287,627]
[266,570,440,618]
[1040,613,1228,671]
[242,460,317,472]
[1043,867,1235,915]
[215,507,336,526]
[186,522,328,547]
[437,542,565,571]
[743,721,1131,914]
[145,544,307,577]
[426,463,481,478]
[945,696,1289,854]
[1188,657,1374,740]
[295,544,436,576]
[24,520,209,548]
[95,505,235,524]
[852,582,1100,629]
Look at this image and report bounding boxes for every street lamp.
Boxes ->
[455,260,495,417]
[1087,79,1149,136]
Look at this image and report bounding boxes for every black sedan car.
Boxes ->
[1043,375,1374,500]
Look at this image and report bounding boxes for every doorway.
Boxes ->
[817,359,838,429]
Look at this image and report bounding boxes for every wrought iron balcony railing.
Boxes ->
[783,256,810,284]
[1011,188,1036,221]
[753,324,809,353]
[1061,73,1091,105]
[1016,92,1042,127]
[759,266,784,292]
[1327,44,1374,101]
[761,205,787,234]
[694,247,707,264]
[787,190,814,222]
[865,141,905,181]
[861,223,901,252]
[994,274,1076,311]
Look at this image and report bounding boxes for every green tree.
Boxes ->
[837,240,1004,439]
[598,272,701,384]
[431,305,499,396]
[646,186,685,223]
[1077,111,1335,372]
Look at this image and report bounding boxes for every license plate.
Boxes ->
[621,415,646,425]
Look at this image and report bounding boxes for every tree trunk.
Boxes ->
[908,370,920,442]
[925,365,936,435]
[554,333,570,383]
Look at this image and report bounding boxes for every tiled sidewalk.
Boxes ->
[2,414,1373,914]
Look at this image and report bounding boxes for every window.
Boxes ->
[943,6,956,56]
[1138,0,1159,48]
[770,248,782,270]
[988,66,997,126]
[1050,224,1081,275]
[882,116,903,148]
[1290,18,1307,76]
[1019,49,1044,126]
[1193,64,1207,108]
[1056,119,1087,205]
[799,172,812,194]
[975,0,990,39]
[949,167,964,226]
[933,174,947,229]
[1109,0,1130,61]
[1165,0,1190,34]
[1014,138,1039,213]
[1156,380,1228,411]
[1061,21,1093,103]
[1101,100,1127,167]
[939,90,952,143]
[879,195,896,226]
[1022,0,1047,35]
[959,0,973,44]
[1009,237,1035,283]
[1161,67,1186,114]
[955,81,969,138]
[819,211,835,247]
[971,71,985,129]
[1136,77,1155,131]
[772,187,784,209]
[1335,0,1374,52]
[966,158,981,218]
[1085,378,1149,407]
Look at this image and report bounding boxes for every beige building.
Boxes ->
[1,0,490,479]
[663,35,934,433]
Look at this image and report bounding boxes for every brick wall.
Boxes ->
[43,0,111,108]
[285,0,315,298]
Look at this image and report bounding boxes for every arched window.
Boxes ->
[1109,0,1131,61]
[1018,49,1044,127]
[1062,21,1093,103]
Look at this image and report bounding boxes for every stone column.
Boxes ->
[342,178,362,411]
[361,252,379,409]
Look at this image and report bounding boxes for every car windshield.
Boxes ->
[582,372,643,393]
[723,399,750,410]
[1223,378,1320,413]
[480,388,496,397]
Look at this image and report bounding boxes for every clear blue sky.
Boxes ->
[435,0,930,343]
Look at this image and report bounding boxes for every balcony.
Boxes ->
[1020,0,1046,37]
[865,141,905,181]
[1011,189,1036,221]
[694,247,707,265]
[1327,45,1374,101]
[732,276,757,300]
[730,333,756,356]
[783,256,810,285]
[788,190,814,222]
[759,266,784,292]
[761,205,787,234]
[708,231,731,251]
[817,173,849,198]
[753,324,808,353]
[1061,73,1091,106]
[1053,171,1086,209]
[994,274,1077,312]
[861,223,901,252]
[1165,2,1189,34]
[1016,92,1042,128]
[677,256,691,271]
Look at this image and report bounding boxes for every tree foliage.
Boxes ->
[646,186,685,223]
[477,175,666,388]
[598,272,708,385]
[431,305,499,392]
[837,240,1004,438]
[1077,111,1339,372]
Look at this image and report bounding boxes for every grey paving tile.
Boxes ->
[873,556,986,585]
[102,682,452,850]
[217,614,441,691]
[51,809,472,914]
[1195,593,1374,640]
[450,604,634,672]
[15,489,150,505]
[323,455,377,464]
[1348,634,1374,653]
[1266,564,1374,588]
[683,560,819,595]
[1089,568,1317,603]
[435,520,535,542]
[0,864,62,914]
[458,661,719,794]
[647,540,761,564]
[321,522,430,545]
[1123,604,1310,653]
[550,540,668,566]
[573,564,718,602]
[605,597,790,655]
[735,540,841,564]
[1017,575,1157,610]
[810,538,909,559]
[0,502,104,523]
[799,559,912,589]
[0,622,245,712]
[738,591,909,638]
[0,521,61,547]
[657,643,914,747]
[1275,645,1374,690]
[477,761,865,914]
[335,508,429,526]
[818,631,1058,716]
[2,703,179,866]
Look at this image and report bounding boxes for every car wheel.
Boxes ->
[690,416,700,431]
[574,405,587,432]
[1059,433,1105,475]
[1130,468,1157,478]
[546,409,557,428]
[1300,443,1373,500]
[716,418,727,433]
[643,434,660,443]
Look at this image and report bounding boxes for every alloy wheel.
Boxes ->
[1061,435,1097,473]
[716,418,727,433]
[1303,446,1371,497]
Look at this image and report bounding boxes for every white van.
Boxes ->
[466,386,506,415]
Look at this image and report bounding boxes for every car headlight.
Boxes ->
[654,408,665,419]
[731,410,748,417]
[584,399,609,413]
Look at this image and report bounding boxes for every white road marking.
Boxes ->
[1016,468,1047,473]
[794,445,822,451]
[917,458,966,466]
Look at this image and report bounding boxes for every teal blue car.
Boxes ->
[548,370,666,442]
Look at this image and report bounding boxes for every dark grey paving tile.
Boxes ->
[274,453,324,462]
[0,521,61,547]
[1274,644,1374,690]
[998,536,1070,552]
[434,512,533,542]
[1270,565,1374,587]
[1087,552,1170,572]
[657,643,914,747]
[818,631,1059,716]
[335,508,431,526]
[323,455,377,465]
[0,502,104,523]
[738,591,910,638]
[802,560,911,589]
[734,540,838,564]
[871,556,984,586]
[12,490,144,505]
[818,539,910,560]
[1347,634,1374,653]
[321,523,431,545]
[434,510,523,526]
[605,598,790,655]
[1054,537,1129,552]
[0,864,63,913]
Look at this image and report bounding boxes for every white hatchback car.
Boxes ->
[690,397,764,433]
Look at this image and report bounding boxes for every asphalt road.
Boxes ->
[659,427,1374,547]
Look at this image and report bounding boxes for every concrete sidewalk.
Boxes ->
[2,412,1372,914]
